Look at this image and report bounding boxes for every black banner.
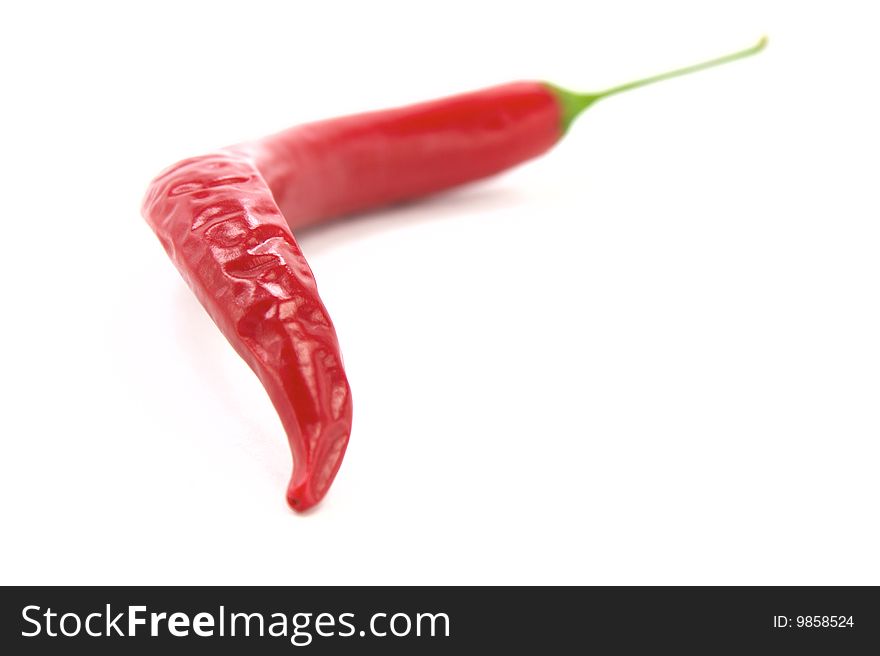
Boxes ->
[2,586,877,653]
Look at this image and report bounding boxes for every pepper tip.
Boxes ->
[286,486,319,513]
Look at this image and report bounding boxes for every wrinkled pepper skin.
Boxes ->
[142,154,353,511]
[143,83,565,512]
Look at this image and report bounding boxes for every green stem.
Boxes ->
[548,36,767,133]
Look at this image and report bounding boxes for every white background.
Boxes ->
[1,1,878,585]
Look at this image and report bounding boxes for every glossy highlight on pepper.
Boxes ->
[141,38,766,512]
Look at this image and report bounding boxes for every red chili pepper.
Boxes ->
[142,38,765,512]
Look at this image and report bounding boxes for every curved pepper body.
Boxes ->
[143,40,764,511]
[142,154,353,510]
[143,83,563,512]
